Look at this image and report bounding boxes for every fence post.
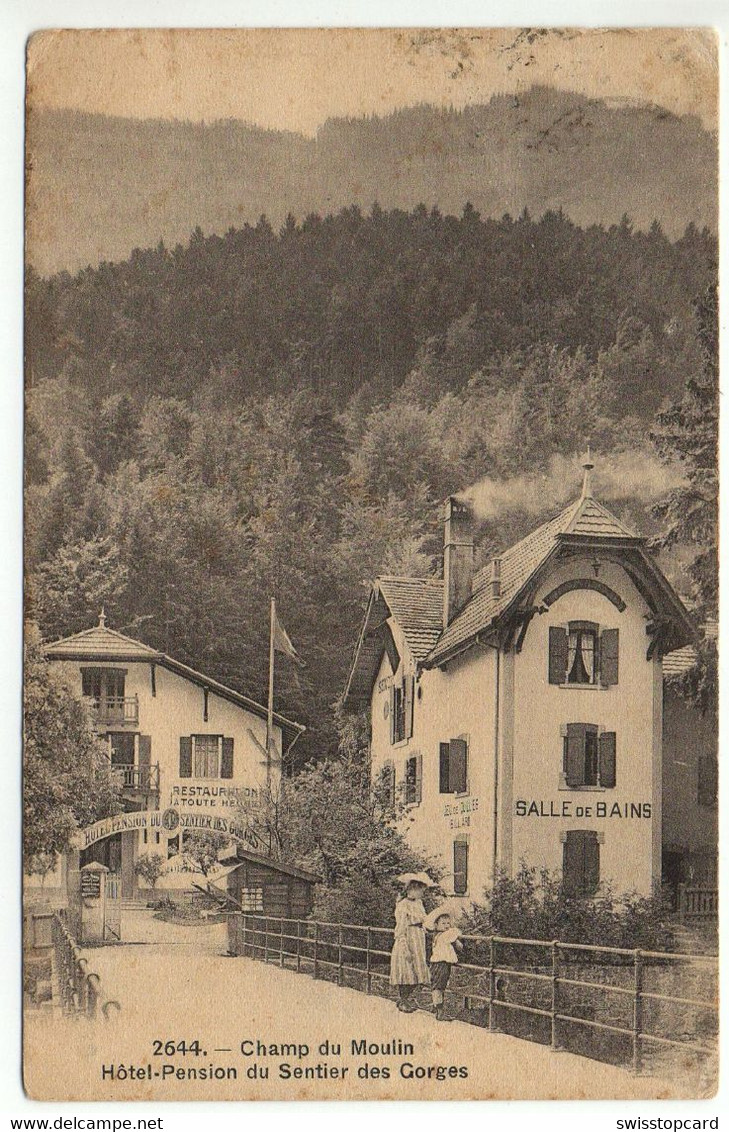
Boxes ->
[632,949,644,1075]
[296,921,302,973]
[264,918,270,963]
[313,921,319,980]
[677,883,686,923]
[338,925,344,986]
[488,937,496,1032]
[551,941,560,1050]
[279,919,284,968]
[366,928,372,994]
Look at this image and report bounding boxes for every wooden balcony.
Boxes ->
[112,763,160,795]
[87,695,139,727]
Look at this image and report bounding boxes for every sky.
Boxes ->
[26,27,718,134]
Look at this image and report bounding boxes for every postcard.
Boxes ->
[23,27,718,1101]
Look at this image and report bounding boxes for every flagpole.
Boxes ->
[266,596,275,791]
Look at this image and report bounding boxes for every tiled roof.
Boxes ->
[44,624,163,660]
[377,576,444,662]
[663,620,717,677]
[663,646,697,676]
[427,494,643,666]
[43,621,305,750]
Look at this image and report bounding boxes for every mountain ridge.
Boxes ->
[27,86,717,275]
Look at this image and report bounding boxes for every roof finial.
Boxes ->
[98,607,107,629]
[581,446,594,500]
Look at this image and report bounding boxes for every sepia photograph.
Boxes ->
[20,25,718,1103]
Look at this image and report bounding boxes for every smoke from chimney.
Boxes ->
[460,449,685,524]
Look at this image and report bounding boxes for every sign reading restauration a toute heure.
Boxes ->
[71,809,267,851]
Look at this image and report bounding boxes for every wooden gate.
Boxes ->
[105,872,122,941]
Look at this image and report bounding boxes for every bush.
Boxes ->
[464,861,674,953]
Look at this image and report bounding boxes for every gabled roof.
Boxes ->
[342,577,443,708]
[344,476,696,702]
[377,576,445,661]
[43,617,305,753]
[221,847,321,884]
[44,623,163,662]
[426,491,691,667]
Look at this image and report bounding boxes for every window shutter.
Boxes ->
[600,628,619,687]
[179,736,192,778]
[549,627,569,684]
[449,738,468,794]
[598,732,616,788]
[439,743,451,793]
[453,840,469,895]
[415,753,423,803]
[404,756,415,804]
[384,759,396,804]
[697,756,718,806]
[389,685,396,744]
[565,724,586,788]
[138,734,151,768]
[405,674,415,739]
[584,832,600,894]
[221,737,234,779]
[563,830,585,894]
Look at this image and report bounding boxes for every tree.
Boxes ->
[134,852,166,890]
[26,852,58,889]
[651,284,718,718]
[651,284,718,616]
[23,623,122,862]
[182,831,229,878]
[248,736,442,927]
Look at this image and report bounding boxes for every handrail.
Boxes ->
[228,912,717,1077]
[51,913,120,1020]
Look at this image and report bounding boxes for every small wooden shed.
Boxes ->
[225,848,319,919]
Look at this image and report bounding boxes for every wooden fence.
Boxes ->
[677,884,718,922]
[228,913,717,1076]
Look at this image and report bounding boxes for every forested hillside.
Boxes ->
[25,205,717,764]
[27,88,717,275]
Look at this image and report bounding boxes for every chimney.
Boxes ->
[490,558,502,599]
[581,446,595,500]
[443,496,474,627]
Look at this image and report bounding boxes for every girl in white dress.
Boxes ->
[389,880,430,1012]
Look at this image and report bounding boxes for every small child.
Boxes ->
[426,910,463,1021]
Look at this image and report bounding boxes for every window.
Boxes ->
[562,724,616,788]
[392,685,405,743]
[404,753,422,805]
[380,759,396,806]
[439,738,468,794]
[697,756,718,807]
[563,830,600,895]
[179,736,234,779]
[239,887,264,912]
[82,667,127,703]
[453,839,469,895]
[390,675,414,744]
[109,732,135,767]
[194,735,220,778]
[549,625,619,687]
[567,623,597,684]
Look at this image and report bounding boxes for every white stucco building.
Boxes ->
[41,616,304,898]
[344,459,694,901]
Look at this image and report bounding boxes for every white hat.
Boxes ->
[397,871,435,888]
